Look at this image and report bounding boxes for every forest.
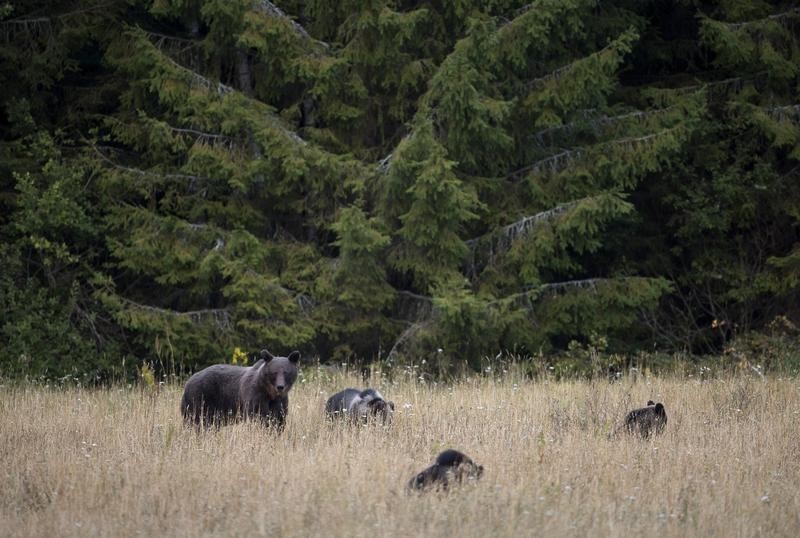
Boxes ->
[1,0,799,379]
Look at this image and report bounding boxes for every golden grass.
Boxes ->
[2,369,799,537]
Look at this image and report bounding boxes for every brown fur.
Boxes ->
[623,400,667,438]
[180,349,300,430]
[324,388,395,425]
[408,449,484,492]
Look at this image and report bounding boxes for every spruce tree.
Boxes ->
[2,0,799,377]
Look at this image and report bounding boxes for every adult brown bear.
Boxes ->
[181,349,300,430]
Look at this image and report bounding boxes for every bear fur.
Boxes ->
[408,449,484,492]
[324,388,395,425]
[180,349,300,430]
[623,400,667,438]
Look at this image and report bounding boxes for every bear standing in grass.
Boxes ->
[623,400,667,438]
[181,349,300,430]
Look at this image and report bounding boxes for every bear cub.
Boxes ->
[325,388,395,425]
[408,449,484,492]
[181,349,300,430]
[624,400,667,438]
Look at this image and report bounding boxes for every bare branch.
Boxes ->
[163,55,235,96]
[511,126,681,184]
[93,145,213,193]
[253,0,329,50]
[524,40,618,93]
[721,8,800,30]
[536,277,601,294]
[765,104,800,122]
[464,201,577,278]
[144,40,306,146]
[144,30,202,69]
[236,267,315,315]
[531,105,679,144]
[499,277,656,308]
[466,201,576,251]
[0,17,52,42]
[507,149,580,181]
[377,152,393,173]
[118,297,234,330]
[386,320,433,362]
[525,62,575,92]
[608,127,679,150]
[511,3,535,19]
[659,72,767,97]
[394,290,435,322]
[166,125,244,152]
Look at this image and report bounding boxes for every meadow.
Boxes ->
[1,366,799,537]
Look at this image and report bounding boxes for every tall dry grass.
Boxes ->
[1,368,799,537]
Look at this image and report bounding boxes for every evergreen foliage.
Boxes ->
[1,0,798,378]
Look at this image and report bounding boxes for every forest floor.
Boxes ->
[2,369,799,537]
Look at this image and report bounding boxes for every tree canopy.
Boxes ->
[2,0,799,378]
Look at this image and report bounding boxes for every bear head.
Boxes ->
[259,349,300,398]
[436,449,484,481]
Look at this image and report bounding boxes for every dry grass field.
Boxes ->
[2,367,799,537]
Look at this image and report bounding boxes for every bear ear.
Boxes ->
[655,403,665,413]
[647,400,655,406]
[288,350,300,363]
[259,349,274,362]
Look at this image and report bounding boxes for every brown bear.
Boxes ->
[623,400,667,438]
[408,449,484,492]
[324,388,395,425]
[180,349,300,430]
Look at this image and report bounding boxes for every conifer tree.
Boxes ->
[634,4,800,350]
[2,0,799,377]
[375,2,687,362]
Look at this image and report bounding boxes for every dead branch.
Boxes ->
[766,104,800,121]
[167,125,243,152]
[164,55,234,96]
[144,30,202,69]
[524,40,618,92]
[118,297,234,330]
[464,200,579,278]
[722,7,800,30]
[507,149,580,181]
[466,201,576,251]
[531,105,679,144]
[394,290,435,322]
[254,0,329,50]
[0,17,52,42]
[93,145,214,192]
[377,152,393,173]
[386,320,434,362]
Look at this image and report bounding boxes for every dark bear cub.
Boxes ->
[408,449,484,492]
[325,388,395,425]
[181,349,300,430]
[624,400,667,438]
